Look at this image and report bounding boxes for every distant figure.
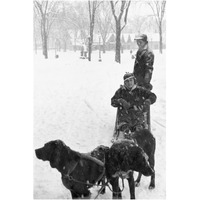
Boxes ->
[133,34,154,91]
[80,43,87,59]
[80,44,84,58]
[83,43,87,58]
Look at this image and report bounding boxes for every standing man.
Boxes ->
[133,34,154,90]
[133,34,155,130]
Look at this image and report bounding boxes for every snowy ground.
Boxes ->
[34,49,166,199]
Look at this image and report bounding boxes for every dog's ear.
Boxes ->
[49,140,63,168]
[99,145,110,154]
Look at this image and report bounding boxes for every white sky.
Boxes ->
[129,1,154,17]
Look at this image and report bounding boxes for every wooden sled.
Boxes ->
[112,106,151,141]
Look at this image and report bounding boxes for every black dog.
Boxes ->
[124,129,156,189]
[94,138,154,199]
[90,145,110,194]
[35,140,105,199]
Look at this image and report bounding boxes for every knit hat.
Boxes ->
[123,73,135,82]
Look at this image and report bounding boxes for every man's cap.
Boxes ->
[134,34,148,42]
[123,72,135,82]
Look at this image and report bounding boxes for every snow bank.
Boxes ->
[34,49,166,199]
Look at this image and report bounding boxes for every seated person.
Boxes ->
[111,72,157,133]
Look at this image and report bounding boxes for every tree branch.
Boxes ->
[147,1,159,27]
[121,0,131,31]
[161,1,166,21]
[118,1,126,21]
[110,1,118,22]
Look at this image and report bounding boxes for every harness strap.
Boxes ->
[64,160,79,176]
[94,158,106,184]
[81,153,104,167]
[63,157,105,188]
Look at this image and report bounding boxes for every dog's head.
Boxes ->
[90,145,110,162]
[35,140,80,170]
[109,140,154,177]
[35,140,65,168]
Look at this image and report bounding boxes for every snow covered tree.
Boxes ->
[34,0,59,59]
[132,15,149,34]
[63,1,89,51]
[110,0,131,63]
[146,0,166,53]
[88,0,102,61]
[96,1,113,53]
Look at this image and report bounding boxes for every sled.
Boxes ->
[113,106,151,141]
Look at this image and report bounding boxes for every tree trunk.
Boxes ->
[159,23,163,54]
[115,22,121,63]
[41,17,48,59]
[88,22,94,61]
[43,32,48,59]
[102,40,106,53]
[88,37,92,61]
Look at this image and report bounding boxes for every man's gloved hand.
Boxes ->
[118,98,130,110]
[143,99,151,112]
[144,83,153,91]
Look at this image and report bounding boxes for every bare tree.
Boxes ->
[110,0,131,63]
[133,16,149,34]
[34,0,59,59]
[143,16,158,33]
[53,3,70,52]
[96,1,113,53]
[64,1,89,50]
[146,0,166,53]
[88,0,102,61]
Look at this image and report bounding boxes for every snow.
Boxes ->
[34,49,166,199]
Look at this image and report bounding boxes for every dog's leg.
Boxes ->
[83,191,91,198]
[149,173,155,189]
[70,191,81,199]
[110,177,122,199]
[127,171,135,199]
[149,154,155,189]
[135,172,142,187]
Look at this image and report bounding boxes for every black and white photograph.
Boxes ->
[2,0,200,200]
[33,0,166,199]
